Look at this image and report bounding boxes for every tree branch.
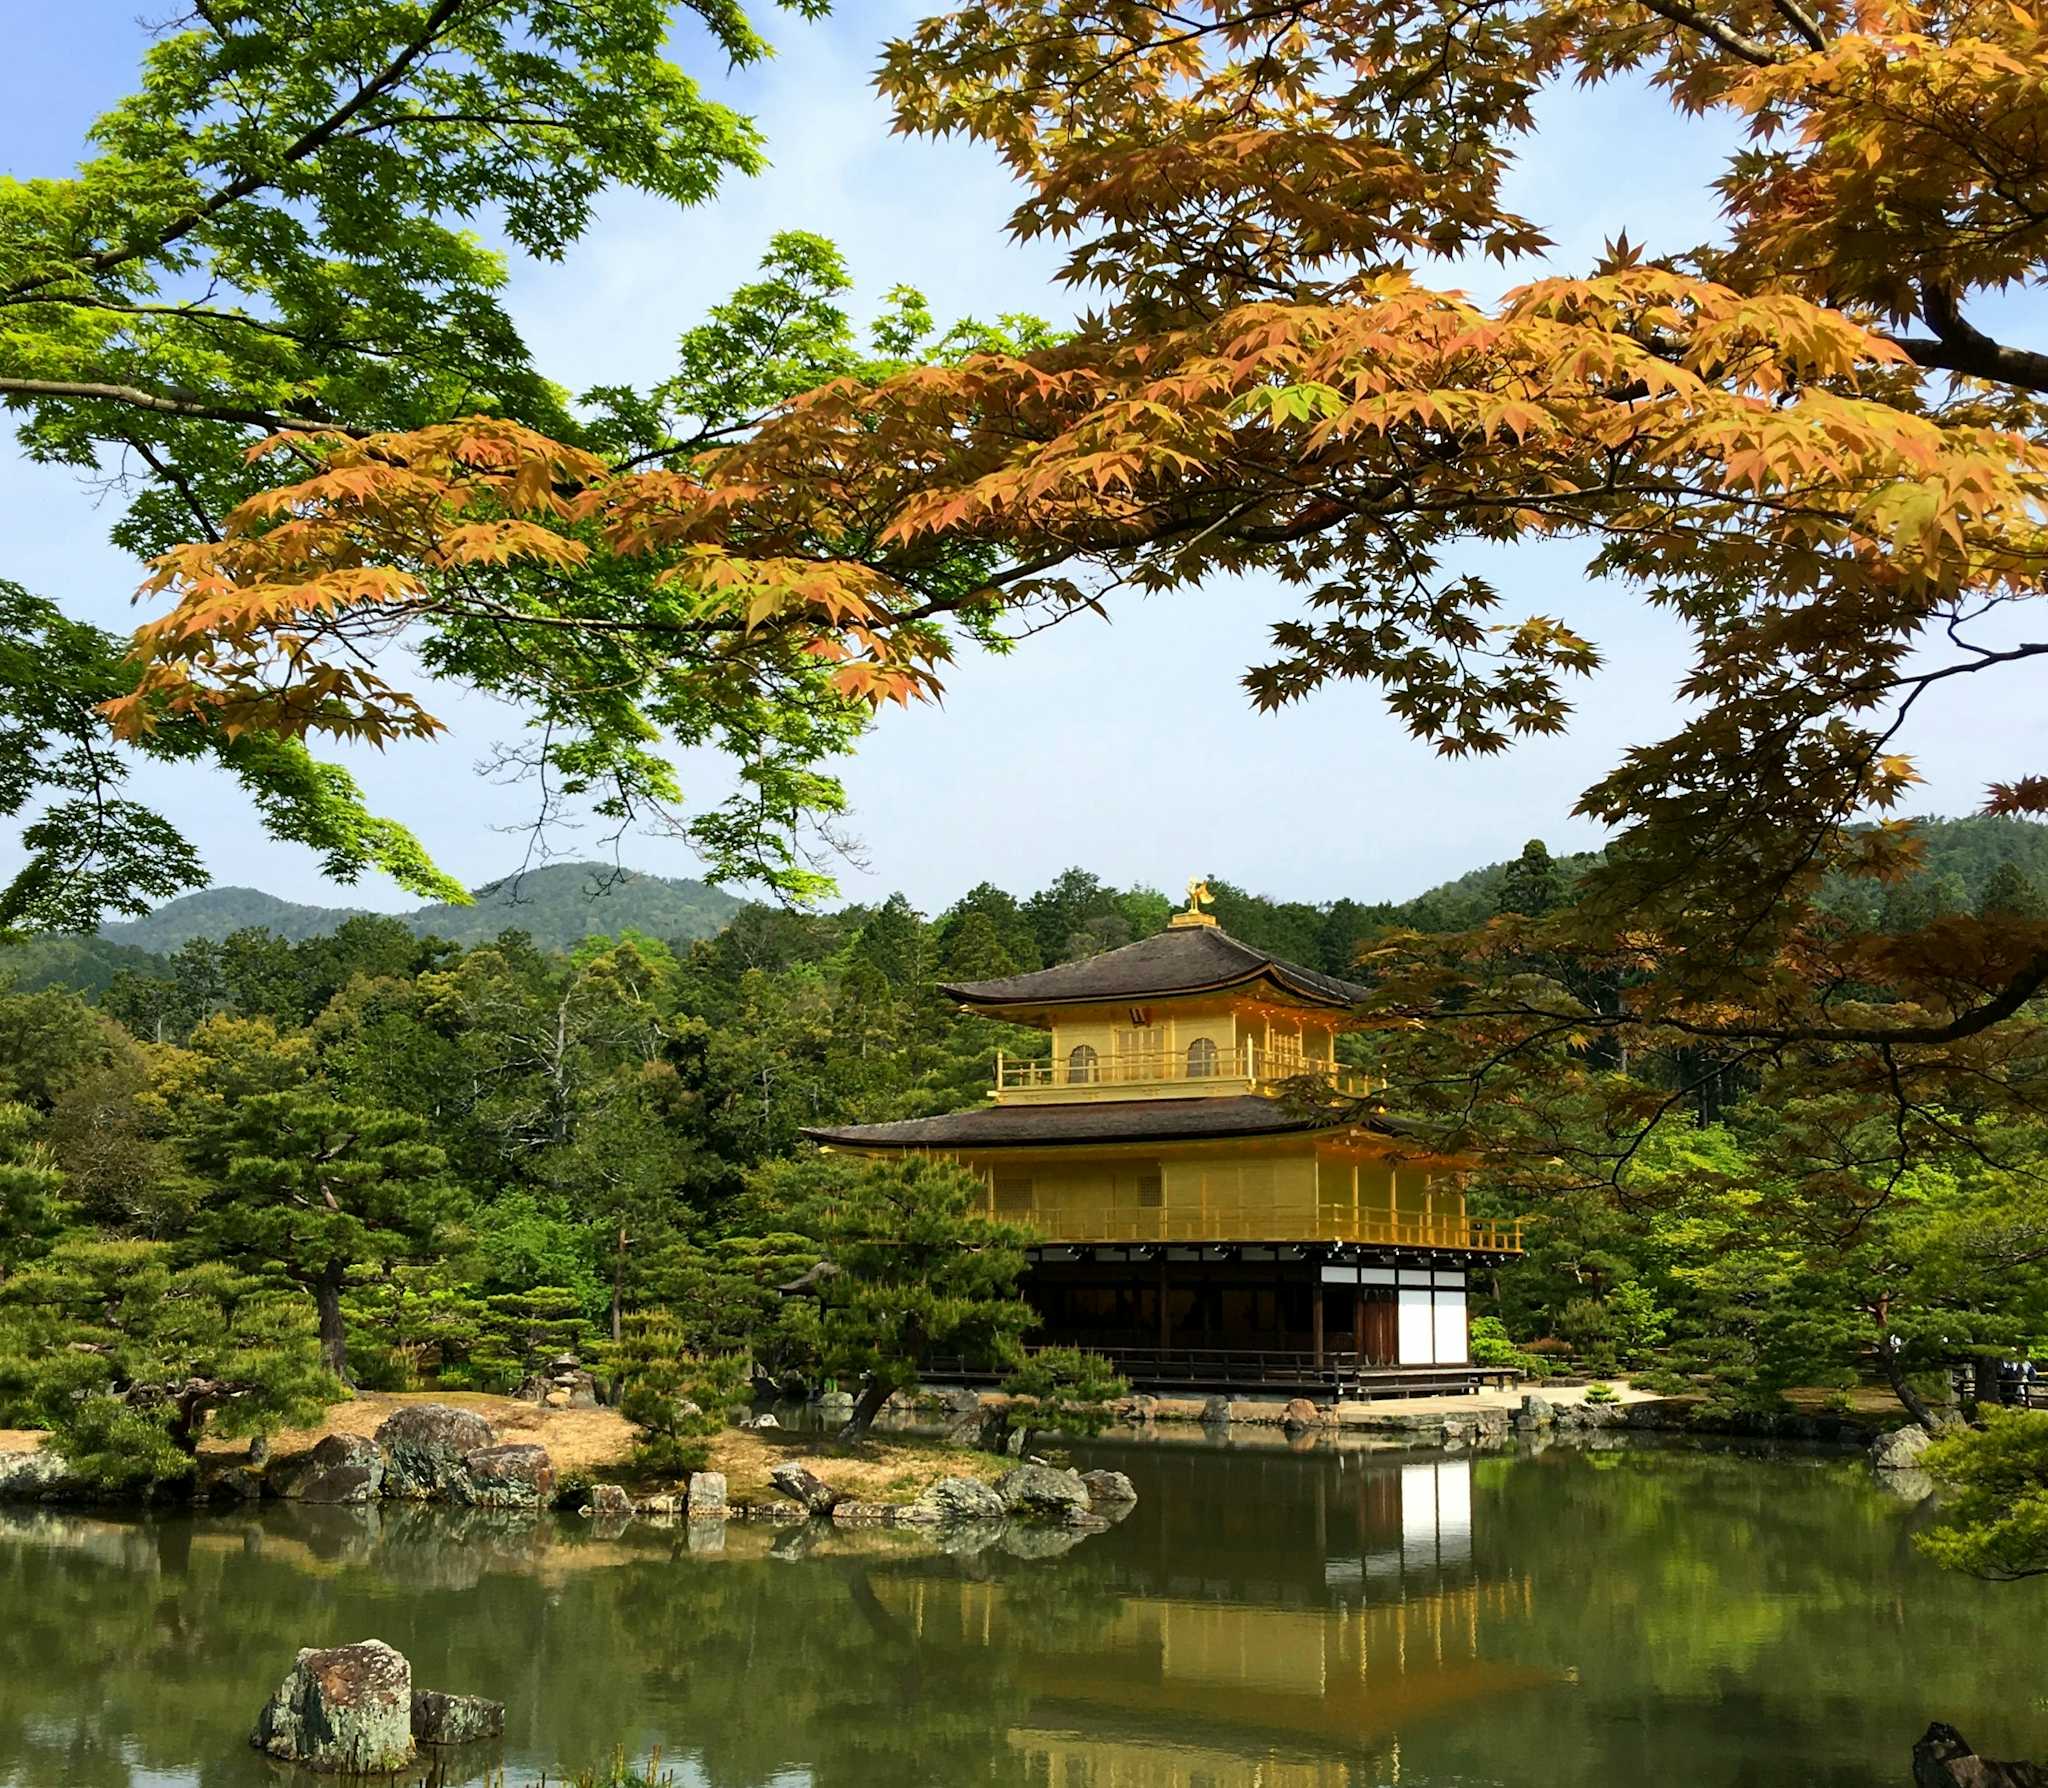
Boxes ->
[0,377,346,433]
[1765,0,1827,51]
[1626,0,1789,64]
[1425,947,2048,1049]
[3,0,469,300]
[1889,288,2048,396]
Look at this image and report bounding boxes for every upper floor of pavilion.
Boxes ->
[942,885,1382,1108]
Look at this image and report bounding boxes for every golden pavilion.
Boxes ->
[805,882,1522,1393]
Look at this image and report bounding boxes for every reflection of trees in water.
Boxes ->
[0,1509,1078,1788]
[1456,1443,2048,1778]
[3,1447,2046,1788]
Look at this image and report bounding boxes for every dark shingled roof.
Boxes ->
[938,924,1373,1011]
[803,1095,1410,1152]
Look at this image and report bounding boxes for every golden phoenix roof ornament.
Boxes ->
[1172,876,1218,928]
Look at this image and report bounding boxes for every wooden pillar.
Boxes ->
[1157,1255,1172,1352]
[1354,1287,1367,1359]
[1312,1278,1326,1369]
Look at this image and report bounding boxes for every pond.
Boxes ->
[2,1434,2044,1788]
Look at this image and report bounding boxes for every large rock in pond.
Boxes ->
[995,1462,1091,1524]
[375,1406,497,1501]
[250,1639,416,1773]
[1080,1469,1137,1512]
[685,1471,728,1519]
[769,1461,844,1516]
[1515,1394,1556,1430]
[454,1443,553,1510]
[1872,1423,1934,1471]
[195,1462,266,1503]
[1913,1722,2048,1788]
[0,1446,83,1504]
[900,1475,1008,1526]
[291,1434,385,1505]
[411,1690,505,1747]
[586,1483,634,1520]
[1199,1394,1232,1427]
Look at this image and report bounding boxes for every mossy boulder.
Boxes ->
[375,1406,496,1500]
[250,1639,415,1773]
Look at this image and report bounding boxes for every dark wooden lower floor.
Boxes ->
[996,1243,1489,1392]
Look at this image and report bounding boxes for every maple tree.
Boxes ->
[0,0,829,927]
[109,0,2048,1190]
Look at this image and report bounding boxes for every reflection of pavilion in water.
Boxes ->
[878,1456,1545,1788]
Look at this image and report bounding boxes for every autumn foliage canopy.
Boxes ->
[112,0,2048,1179]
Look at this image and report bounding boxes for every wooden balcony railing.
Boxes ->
[981,1201,1522,1252]
[996,1042,1384,1102]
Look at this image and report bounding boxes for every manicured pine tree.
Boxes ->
[0,1239,336,1489]
[755,1152,1037,1440]
[187,1090,464,1379]
[0,1102,67,1278]
[470,1287,596,1390]
[605,1311,748,1477]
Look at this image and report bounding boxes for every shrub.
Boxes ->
[605,1313,744,1479]
[1468,1315,1546,1377]
[993,1347,1128,1451]
[1920,1409,2048,1581]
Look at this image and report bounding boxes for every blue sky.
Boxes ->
[2,2,2036,915]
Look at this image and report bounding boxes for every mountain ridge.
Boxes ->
[96,862,745,956]
[1,813,2038,1002]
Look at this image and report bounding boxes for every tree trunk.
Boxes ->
[1970,1353,1999,1415]
[611,1225,627,1344]
[1879,1337,1940,1430]
[168,1379,222,1454]
[837,1377,896,1443]
[314,1263,348,1380]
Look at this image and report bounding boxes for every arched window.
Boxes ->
[1066,1044,1099,1084]
[1185,1036,1219,1078]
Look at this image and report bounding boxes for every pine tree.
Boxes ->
[1497,841,1565,918]
[605,1311,747,1477]
[0,1102,66,1278]
[470,1287,596,1389]
[187,1091,464,1379]
[941,910,1018,981]
[1980,861,2046,921]
[758,1152,1036,1439]
[0,1239,336,1489]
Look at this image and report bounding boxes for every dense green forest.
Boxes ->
[20,810,2040,998]
[2,819,2045,1491]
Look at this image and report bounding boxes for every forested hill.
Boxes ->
[96,864,744,956]
[2,813,2040,1001]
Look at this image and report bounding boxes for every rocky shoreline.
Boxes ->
[0,1397,1140,1565]
[1083,1387,1901,1450]
[0,1381,1913,1516]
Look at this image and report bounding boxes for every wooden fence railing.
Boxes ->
[982,1201,1523,1251]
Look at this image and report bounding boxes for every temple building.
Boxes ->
[804,883,1521,1393]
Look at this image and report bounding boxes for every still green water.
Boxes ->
[1,1436,2043,1788]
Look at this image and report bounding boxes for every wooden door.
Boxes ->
[1358,1290,1398,1365]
